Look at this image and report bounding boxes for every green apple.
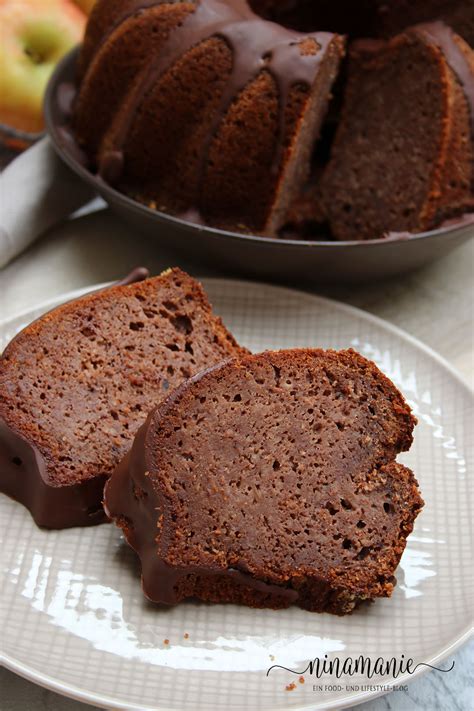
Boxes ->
[0,0,86,133]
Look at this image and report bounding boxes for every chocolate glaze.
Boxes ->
[96,0,335,184]
[104,361,299,606]
[0,419,107,528]
[0,268,150,529]
[115,266,150,286]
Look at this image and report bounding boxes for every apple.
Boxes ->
[73,0,95,14]
[0,0,86,133]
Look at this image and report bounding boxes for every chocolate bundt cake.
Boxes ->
[71,0,473,241]
[0,269,247,528]
[73,0,345,236]
[105,349,423,614]
[318,23,474,241]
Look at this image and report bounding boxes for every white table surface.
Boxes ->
[0,205,473,710]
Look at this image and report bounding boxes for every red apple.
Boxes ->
[0,0,86,133]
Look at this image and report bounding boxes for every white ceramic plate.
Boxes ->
[1,279,472,711]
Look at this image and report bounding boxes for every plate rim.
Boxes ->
[2,628,472,711]
[1,276,473,711]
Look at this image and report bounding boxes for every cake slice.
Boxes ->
[0,268,247,528]
[318,23,474,241]
[104,348,423,615]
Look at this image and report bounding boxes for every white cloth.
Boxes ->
[0,138,95,268]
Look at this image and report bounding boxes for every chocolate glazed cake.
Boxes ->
[105,349,423,614]
[318,22,474,241]
[73,0,345,236]
[0,269,247,528]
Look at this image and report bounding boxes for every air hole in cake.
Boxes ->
[233,394,242,402]
[166,343,180,352]
[340,498,353,510]
[273,460,280,470]
[272,365,281,386]
[325,502,338,515]
[342,538,352,549]
[357,546,371,560]
[383,502,394,513]
[185,341,194,354]
[163,300,177,312]
[356,520,366,528]
[129,321,144,331]
[81,326,95,338]
[172,315,193,334]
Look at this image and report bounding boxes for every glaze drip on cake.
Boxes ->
[97,0,334,183]
[74,0,345,235]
